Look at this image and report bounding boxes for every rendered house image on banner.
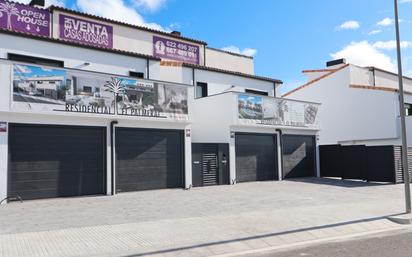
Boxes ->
[0,0,320,202]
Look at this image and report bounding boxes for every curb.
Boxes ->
[209,225,412,257]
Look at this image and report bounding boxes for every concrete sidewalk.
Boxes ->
[0,178,408,257]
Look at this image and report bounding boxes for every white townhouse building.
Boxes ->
[283,59,412,183]
[283,58,412,147]
[0,0,320,202]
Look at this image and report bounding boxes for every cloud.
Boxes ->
[76,0,169,31]
[372,40,412,50]
[368,29,382,35]
[377,17,393,26]
[13,0,65,6]
[336,20,360,30]
[133,0,166,11]
[331,41,396,72]
[400,0,412,3]
[221,46,257,57]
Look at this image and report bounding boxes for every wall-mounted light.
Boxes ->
[74,62,90,69]
[230,131,235,138]
[185,129,191,137]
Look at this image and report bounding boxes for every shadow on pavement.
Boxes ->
[284,177,392,188]
[120,213,404,257]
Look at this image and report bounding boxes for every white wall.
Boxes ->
[191,93,236,143]
[0,117,7,204]
[0,54,194,198]
[205,48,254,75]
[350,65,412,93]
[0,111,192,199]
[0,33,150,78]
[303,71,331,81]
[285,65,400,145]
[194,69,275,97]
[154,65,193,85]
[52,10,205,66]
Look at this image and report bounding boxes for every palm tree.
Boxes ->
[104,77,125,114]
[0,2,19,30]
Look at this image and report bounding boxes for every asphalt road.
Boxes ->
[248,228,412,257]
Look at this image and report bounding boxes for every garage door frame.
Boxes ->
[235,132,279,183]
[114,127,185,193]
[7,123,107,200]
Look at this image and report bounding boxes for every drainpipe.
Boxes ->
[110,120,118,195]
[203,47,206,66]
[192,68,196,98]
[146,59,150,80]
[275,129,284,180]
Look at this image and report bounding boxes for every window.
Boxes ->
[129,71,145,79]
[196,82,208,98]
[8,53,64,67]
[83,86,92,93]
[245,89,269,96]
[406,104,412,116]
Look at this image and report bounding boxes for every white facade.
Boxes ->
[50,7,256,75]
[0,0,319,203]
[283,61,412,146]
[205,48,254,75]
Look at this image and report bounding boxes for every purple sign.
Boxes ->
[0,0,50,36]
[59,14,113,49]
[153,36,200,64]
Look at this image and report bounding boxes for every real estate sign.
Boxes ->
[0,0,50,37]
[153,35,200,64]
[12,63,188,120]
[59,14,113,48]
[238,94,319,128]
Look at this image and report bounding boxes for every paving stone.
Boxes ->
[0,178,406,257]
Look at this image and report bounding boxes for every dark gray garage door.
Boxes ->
[8,124,106,200]
[115,128,184,192]
[282,135,316,179]
[235,133,278,182]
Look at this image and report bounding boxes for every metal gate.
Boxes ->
[282,135,316,179]
[319,144,411,183]
[192,143,230,187]
[8,124,106,200]
[115,128,184,192]
[235,133,278,183]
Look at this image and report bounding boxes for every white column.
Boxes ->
[0,122,8,204]
[229,131,236,184]
[277,132,283,181]
[315,134,321,177]
[184,125,192,189]
[106,123,113,195]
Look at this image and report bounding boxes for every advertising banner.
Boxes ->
[0,122,6,132]
[153,35,200,64]
[59,14,113,48]
[12,63,188,120]
[238,94,319,128]
[0,0,50,36]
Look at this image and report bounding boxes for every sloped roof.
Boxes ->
[282,64,350,97]
[49,5,207,45]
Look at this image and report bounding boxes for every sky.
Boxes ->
[14,0,412,94]
[14,64,66,80]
